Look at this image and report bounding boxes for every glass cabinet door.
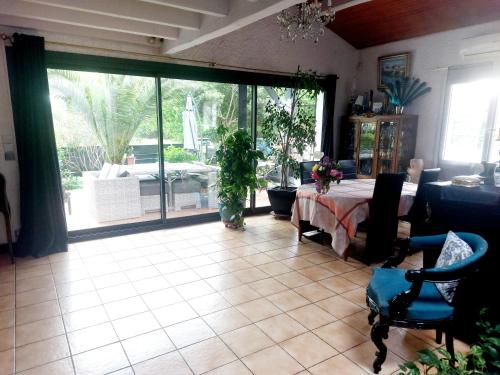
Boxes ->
[377,121,397,173]
[358,122,376,176]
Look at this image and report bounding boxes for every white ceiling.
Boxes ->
[0,0,309,54]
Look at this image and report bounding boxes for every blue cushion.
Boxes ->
[367,268,454,321]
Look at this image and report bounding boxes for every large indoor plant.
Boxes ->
[215,125,264,228]
[261,69,320,216]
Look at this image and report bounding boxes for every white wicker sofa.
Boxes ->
[83,170,142,222]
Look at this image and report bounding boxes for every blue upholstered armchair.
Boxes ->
[365,233,488,374]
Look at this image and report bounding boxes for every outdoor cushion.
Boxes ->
[367,268,454,321]
[435,231,473,303]
[98,162,111,179]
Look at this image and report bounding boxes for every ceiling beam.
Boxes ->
[139,0,229,17]
[0,0,179,40]
[162,0,304,54]
[0,15,155,46]
[21,0,201,30]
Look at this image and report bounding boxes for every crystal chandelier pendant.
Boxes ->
[277,0,335,43]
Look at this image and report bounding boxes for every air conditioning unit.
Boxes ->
[460,33,500,59]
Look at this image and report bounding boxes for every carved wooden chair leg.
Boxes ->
[445,324,455,362]
[371,319,389,374]
[435,328,442,344]
[368,309,378,325]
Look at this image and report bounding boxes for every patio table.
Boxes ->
[291,179,417,257]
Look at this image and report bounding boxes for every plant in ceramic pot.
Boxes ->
[215,125,264,229]
[261,68,320,216]
[380,76,431,114]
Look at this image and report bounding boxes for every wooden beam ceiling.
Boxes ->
[329,0,500,49]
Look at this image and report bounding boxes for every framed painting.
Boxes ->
[377,53,410,89]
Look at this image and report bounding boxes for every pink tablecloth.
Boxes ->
[291,179,417,257]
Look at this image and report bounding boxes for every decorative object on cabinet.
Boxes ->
[339,115,418,178]
[377,52,411,89]
[380,76,431,114]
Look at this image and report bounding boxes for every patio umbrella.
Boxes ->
[182,95,198,151]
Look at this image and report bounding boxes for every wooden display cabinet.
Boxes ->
[339,115,418,178]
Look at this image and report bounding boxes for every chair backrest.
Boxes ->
[0,174,10,216]
[338,159,356,180]
[408,168,440,223]
[366,173,406,262]
[299,161,319,185]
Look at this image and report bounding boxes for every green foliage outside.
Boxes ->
[261,69,320,189]
[215,124,264,227]
[58,147,82,191]
[399,309,500,375]
[163,146,197,163]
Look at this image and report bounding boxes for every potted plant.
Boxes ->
[261,69,320,216]
[215,125,264,229]
[126,146,136,165]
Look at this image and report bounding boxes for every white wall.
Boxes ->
[355,19,500,168]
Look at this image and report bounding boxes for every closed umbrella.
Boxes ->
[183,95,198,151]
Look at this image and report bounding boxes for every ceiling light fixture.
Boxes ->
[277,0,336,44]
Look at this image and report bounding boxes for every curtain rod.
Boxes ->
[44,40,336,79]
[0,33,14,45]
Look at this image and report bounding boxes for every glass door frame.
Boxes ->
[41,50,335,241]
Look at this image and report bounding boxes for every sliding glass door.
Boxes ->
[48,70,161,231]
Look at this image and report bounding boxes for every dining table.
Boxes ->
[291,179,418,258]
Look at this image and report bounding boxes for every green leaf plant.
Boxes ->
[261,68,320,189]
[215,125,264,228]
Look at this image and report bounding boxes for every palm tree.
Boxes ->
[49,70,156,164]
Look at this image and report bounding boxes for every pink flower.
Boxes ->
[311,171,319,180]
[337,171,343,180]
[330,169,339,177]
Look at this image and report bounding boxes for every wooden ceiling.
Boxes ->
[329,0,500,49]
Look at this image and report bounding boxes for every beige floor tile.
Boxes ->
[384,328,431,361]
[309,354,367,375]
[15,335,70,373]
[218,258,252,273]
[267,290,310,311]
[73,342,129,375]
[176,280,215,300]
[342,287,368,307]
[104,296,148,320]
[17,357,74,375]
[319,276,360,294]
[92,272,128,289]
[188,292,231,316]
[165,269,201,286]
[314,321,369,352]
[132,276,170,294]
[16,274,55,293]
[301,252,336,265]
[287,304,336,330]
[204,307,251,335]
[97,283,137,303]
[204,360,252,375]
[204,274,242,291]
[242,345,304,375]
[166,317,215,348]
[16,287,57,308]
[0,327,14,351]
[274,271,313,288]
[343,341,404,375]
[316,295,364,319]
[16,264,52,281]
[155,260,189,275]
[56,278,95,298]
[0,294,14,312]
[112,311,160,340]
[122,329,175,364]
[0,281,14,297]
[133,351,193,375]
[68,322,118,354]
[0,309,14,329]
[209,250,239,262]
[342,310,372,337]
[232,268,269,283]
[281,332,338,368]
[220,285,260,305]
[180,337,237,374]
[294,282,336,302]
[235,298,282,322]
[297,266,334,281]
[257,261,292,276]
[183,255,215,268]
[141,287,183,310]
[59,291,101,314]
[0,348,14,375]
[16,316,65,347]
[220,324,274,357]
[342,270,372,287]
[256,314,307,342]
[152,301,198,327]
[320,260,357,274]
[280,257,314,271]
[243,253,274,266]
[249,278,288,296]
[63,305,109,332]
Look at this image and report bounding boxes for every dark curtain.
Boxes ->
[8,34,68,257]
[320,75,338,159]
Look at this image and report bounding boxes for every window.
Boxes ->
[441,65,500,164]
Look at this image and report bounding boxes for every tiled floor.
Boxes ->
[0,215,467,374]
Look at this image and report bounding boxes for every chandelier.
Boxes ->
[277,0,336,43]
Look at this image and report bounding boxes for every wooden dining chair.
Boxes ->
[299,161,319,185]
[0,174,14,264]
[404,168,440,237]
[338,159,356,180]
[360,173,406,264]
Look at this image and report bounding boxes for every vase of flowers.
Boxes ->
[311,157,343,194]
